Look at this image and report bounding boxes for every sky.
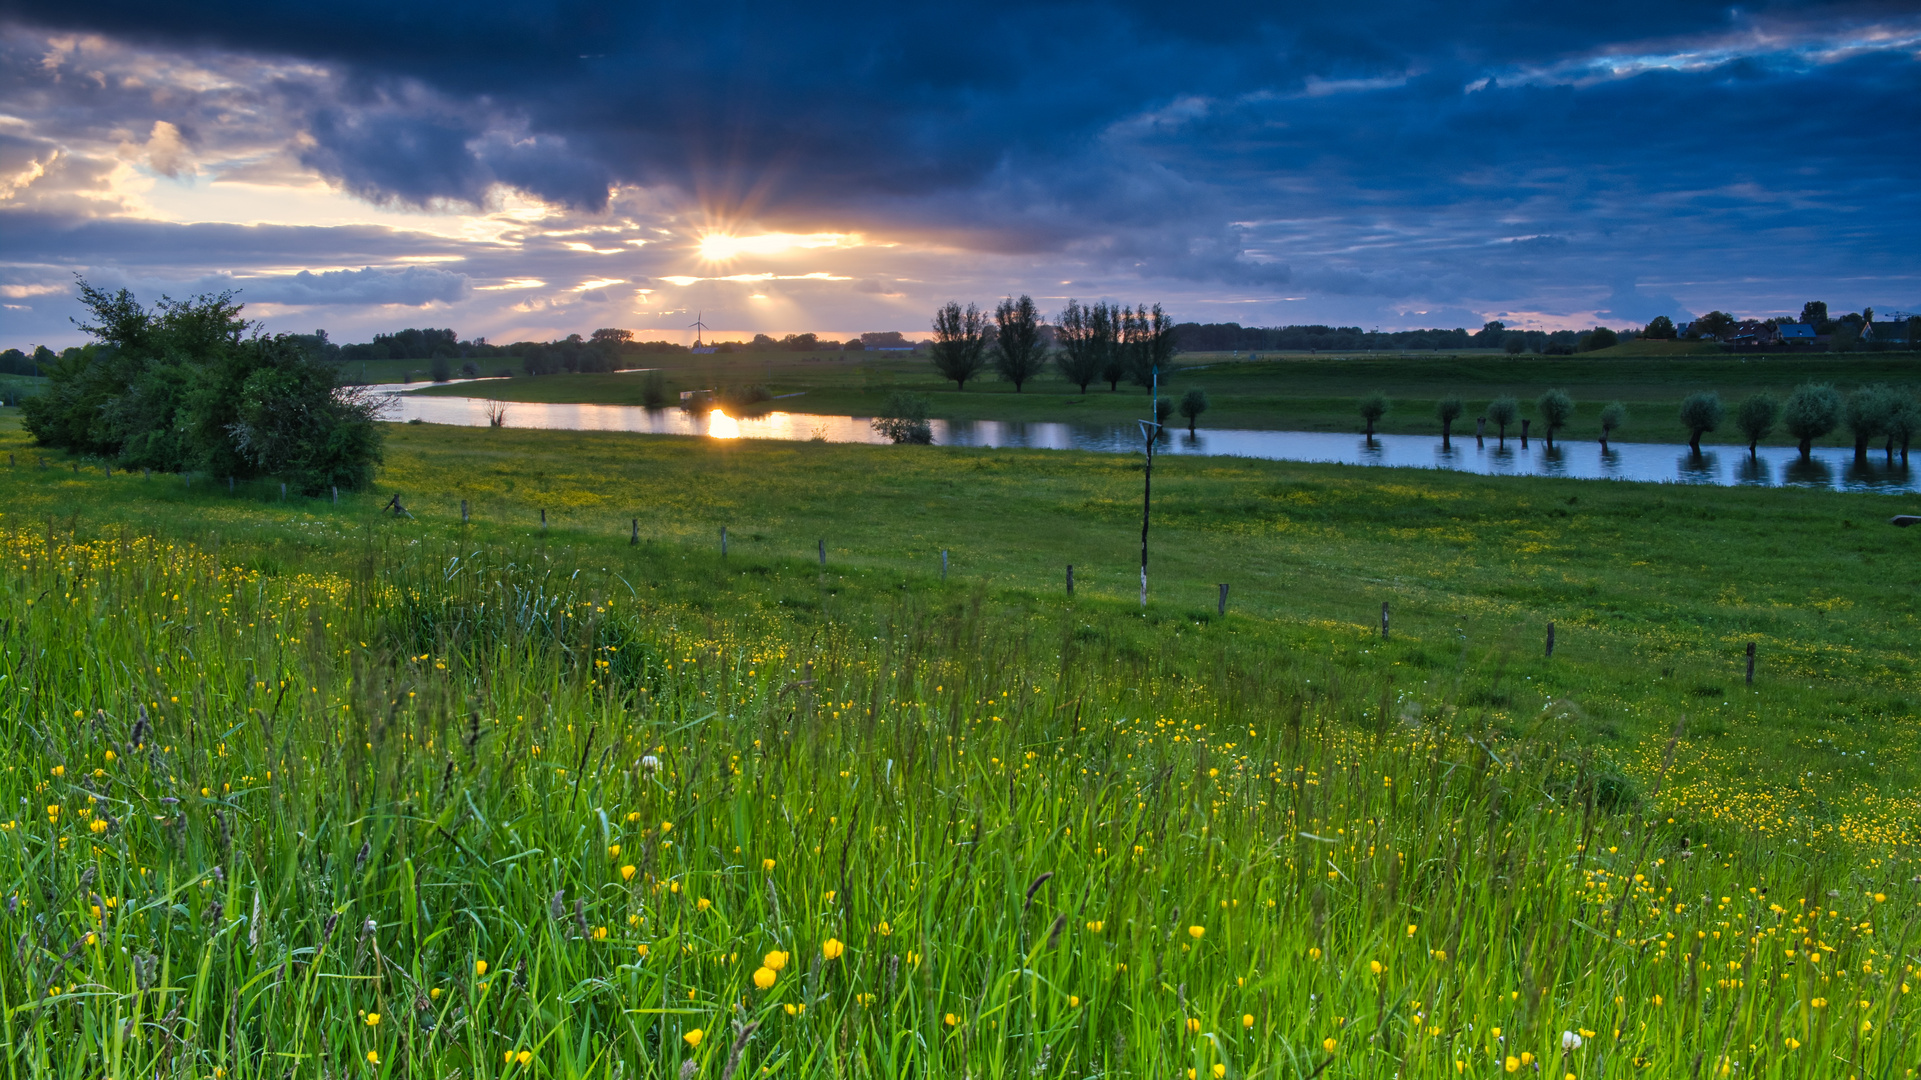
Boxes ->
[0,1,1917,348]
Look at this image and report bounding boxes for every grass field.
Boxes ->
[4,411,1920,1077]
[409,351,1921,449]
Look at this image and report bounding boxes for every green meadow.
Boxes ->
[411,351,1921,448]
[3,411,1919,1078]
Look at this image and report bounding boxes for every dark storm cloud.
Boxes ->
[0,0,1917,335]
[9,0,1912,213]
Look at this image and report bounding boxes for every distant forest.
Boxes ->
[1171,321,1602,355]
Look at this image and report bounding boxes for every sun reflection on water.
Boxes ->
[707,409,740,439]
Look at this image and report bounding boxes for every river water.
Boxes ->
[378,389,1918,494]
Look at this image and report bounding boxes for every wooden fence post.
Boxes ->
[632,518,639,546]
[540,508,547,529]
[721,527,728,557]
[1066,564,1073,596]
[228,475,234,493]
[1218,583,1229,616]
[1381,601,1390,640]
[941,549,948,580]
[280,482,287,500]
[1546,622,1555,657]
[1746,642,1756,685]
[462,499,470,523]
[818,539,825,567]
[331,485,337,506]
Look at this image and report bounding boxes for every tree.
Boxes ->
[1436,397,1463,442]
[1126,304,1177,389]
[1093,304,1127,390]
[1885,390,1920,464]
[1800,301,1830,331]
[1503,334,1526,355]
[1535,388,1575,448]
[590,328,633,346]
[1486,396,1518,443]
[1053,300,1105,392]
[1582,327,1619,352]
[1178,389,1209,434]
[1678,391,1723,454]
[1844,384,1895,461]
[1358,392,1390,437]
[991,295,1048,392]
[1691,311,1736,340]
[1642,316,1677,340]
[1782,382,1843,459]
[929,302,988,390]
[1599,402,1627,450]
[1734,393,1778,457]
[1472,321,1505,347]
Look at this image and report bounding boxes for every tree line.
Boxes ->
[927,297,1177,393]
[21,283,384,492]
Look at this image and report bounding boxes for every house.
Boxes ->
[1777,323,1817,343]
[1723,320,1780,348]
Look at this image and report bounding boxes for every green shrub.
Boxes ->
[872,391,933,444]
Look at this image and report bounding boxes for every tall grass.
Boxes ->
[0,527,1914,1077]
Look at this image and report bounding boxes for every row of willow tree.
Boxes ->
[926,297,1176,392]
[20,283,384,492]
[1359,382,1917,461]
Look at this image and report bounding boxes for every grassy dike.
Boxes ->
[2,413,1919,1077]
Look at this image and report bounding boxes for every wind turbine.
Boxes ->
[689,312,709,349]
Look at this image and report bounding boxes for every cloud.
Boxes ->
[0,3,1918,343]
[237,265,471,305]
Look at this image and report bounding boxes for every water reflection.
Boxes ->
[377,388,1921,494]
[1734,455,1772,486]
[1782,457,1834,488]
[1843,458,1911,490]
[1676,451,1719,484]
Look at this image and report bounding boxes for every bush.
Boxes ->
[872,392,933,444]
[430,355,453,382]
[719,384,773,412]
[21,281,383,490]
[640,370,671,408]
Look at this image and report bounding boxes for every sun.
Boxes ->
[696,232,853,262]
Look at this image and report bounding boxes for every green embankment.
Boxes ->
[2,411,1918,1077]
